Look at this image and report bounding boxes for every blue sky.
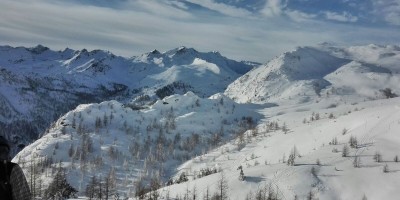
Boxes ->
[0,0,399,62]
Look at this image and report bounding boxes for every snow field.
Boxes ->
[158,97,400,200]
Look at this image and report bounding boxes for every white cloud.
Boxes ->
[324,11,358,23]
[125,0,193,19]
[184,0,253,18]
[372,0,400,26]
[167,0,190,10]
[285,9,317,22]
[370,0,400,26]
[260,0,287,17]
[384,12,400,26]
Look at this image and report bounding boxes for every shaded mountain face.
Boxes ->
[0,45,255,154]
[225,44,400,105]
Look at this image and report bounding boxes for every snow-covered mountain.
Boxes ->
[225,44,400,105]
[0,45,255,154]
[132,47,256,98]
[13,92,262,198]
[8,43,400,200]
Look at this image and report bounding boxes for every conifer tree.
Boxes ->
[44,167,77,199]
[342,144,349,157]
[383,164,389,173]
[85,176,98,200]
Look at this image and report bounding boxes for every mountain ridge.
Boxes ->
[224,44,400,104]
[0,44,255,154]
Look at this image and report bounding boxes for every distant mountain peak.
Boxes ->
[166,46,198,57]
[62,47,74,54]
[27,44,49,54]
[150,49,161,55]
[265,46,349,81]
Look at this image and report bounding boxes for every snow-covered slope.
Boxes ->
[0,45,254,154]
[154,97,400,200]
[225,44,400,105]
[13,92,262,199]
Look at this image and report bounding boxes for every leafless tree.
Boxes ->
[216,172,229,200]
